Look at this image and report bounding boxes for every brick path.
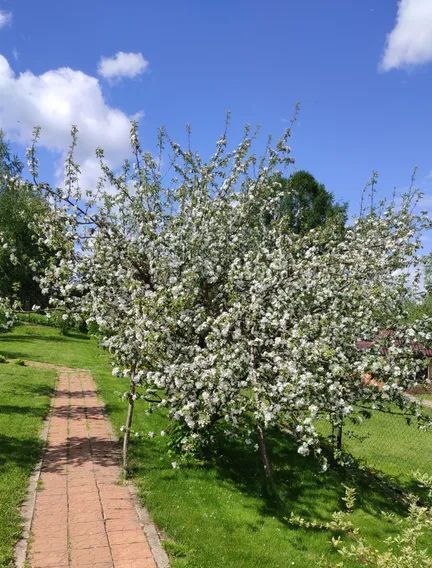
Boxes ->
[28,369,159,568]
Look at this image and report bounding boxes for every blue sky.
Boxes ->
[0,0,432,226]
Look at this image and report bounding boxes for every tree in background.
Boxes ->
[0,130,22,186]
[424,253,432,294]
[406,254,432,322]
[0,132,51,309]
[266,170,347,233]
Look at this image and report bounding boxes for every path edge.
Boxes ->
[127,482,170,568]
[101,397,170,568]
[13,367,59,568]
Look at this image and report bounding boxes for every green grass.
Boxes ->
[419,393,432,404]
[342,411,432,487]
[1,324,432,567]
[0,356,55,568]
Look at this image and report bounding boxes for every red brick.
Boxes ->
[115,559,156,568]
[30,550,68,567]
[70,546,112,565]
[110,542,153,562]
[107,529,147,546]
[68,520,106,537]
[105,518,141,533]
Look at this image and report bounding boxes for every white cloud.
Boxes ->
[0,54,137,188]
[0,10,12,28]
[98,51,149,81]
[381,0,432,71]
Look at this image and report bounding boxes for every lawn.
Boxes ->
[0,358,55,568]
[342,409,432,486]
[1,324,432,567]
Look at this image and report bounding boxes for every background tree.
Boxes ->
[0,132,51,309]
[424,253,432,295]
[405,254,432,322]
[266,170,347,233]
[0,130,22,187]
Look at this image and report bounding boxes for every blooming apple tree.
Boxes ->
[25,122,432,476]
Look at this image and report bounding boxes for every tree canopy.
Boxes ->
[267,170,347,233]
[0,130,22,186]
[25,123,432,475]
[0,132,51,309]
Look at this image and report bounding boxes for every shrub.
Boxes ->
[292,476,432,567]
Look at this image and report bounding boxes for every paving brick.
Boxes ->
[108,529,148,546]
[103,506,138,520]
[31,535,68,553]
[29,549,69,567]
[114,559,156,568]
[70,545,112,565]
[68,520,107,537]
[105,518,142,533]
[71,563,114,568]
[110,542,154,562]
[70,531,110,550]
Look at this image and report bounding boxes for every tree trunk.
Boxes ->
[332,420,343,451]
[256,423,276,493]
[336,423,343,451]
[122,369,137,477]
[249,338,275,491]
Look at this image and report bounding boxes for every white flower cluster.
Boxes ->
[26,123,432,464]
[0,233,17,330]
[0,296,14,331]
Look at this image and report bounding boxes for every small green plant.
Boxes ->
[300,475,432,568]
[288,486,357,535]
[15,359,25,366]
[0,355,7,363]
[162,539,192,559]
[330,473,432,567]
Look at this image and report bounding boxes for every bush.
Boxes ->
[15,310,87,335]
[292,475,432,567]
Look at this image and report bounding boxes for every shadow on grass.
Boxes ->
[0,434,43,472]
[127,423,409,535]
[217,430,408,523]
[0,333,85,343]
[0,405,48,419]
[0,350,31,360]
[4,382,54,398]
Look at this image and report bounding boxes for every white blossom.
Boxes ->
[22,121,432,465]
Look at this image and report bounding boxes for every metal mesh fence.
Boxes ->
[335,400,432,487]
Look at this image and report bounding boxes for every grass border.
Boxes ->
[13,366,54,568]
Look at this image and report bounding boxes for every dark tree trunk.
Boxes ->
[249,336,276,492]
[333,421,343,451]
[122,370,137,476]
[256,424,276,493]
